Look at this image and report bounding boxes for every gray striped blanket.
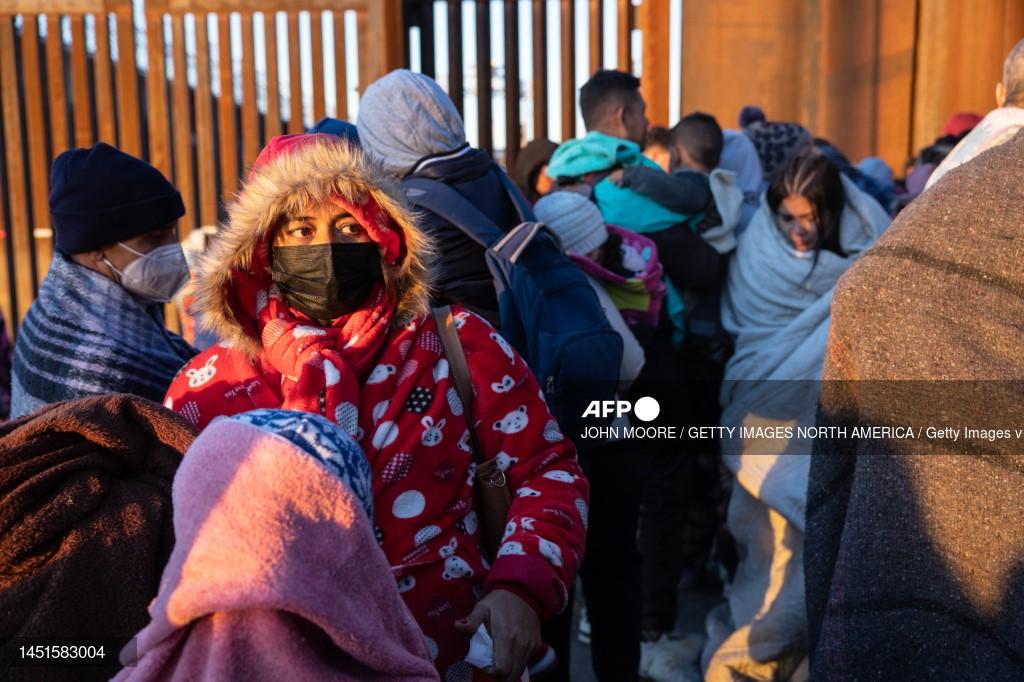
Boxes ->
[10,253,196,418]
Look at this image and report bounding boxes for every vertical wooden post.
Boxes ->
[561,0,576,140]
[0,19,35,319]
[264,12,283,138]
[589,0,604,76]
[476,0,492,153]
[69,15,93,147]
[418,0,436,79]
[616,0,632,73]
[113,0,142,156]
[20,16,53,282]
[447,0,464,116]
[171,13,195,235]
[240,11,260,168]
[45,15,71,154]
[93,13,117,145]
[637,0,669,126]
[217,12,238,199]
[504,0,521,168]
[332,11,348,120]
[145,4,172,176]
[310,10,326,122]
[532,0,548,139]
[193,14,217,226]
[287,11,303,133]
[365,0,405,83]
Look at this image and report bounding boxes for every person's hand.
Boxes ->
[455,589,541,681]
[608,168,625,185]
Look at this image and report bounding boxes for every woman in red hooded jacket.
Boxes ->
[164,133,588,681]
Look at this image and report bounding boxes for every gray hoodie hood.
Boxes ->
[357,69,467,177]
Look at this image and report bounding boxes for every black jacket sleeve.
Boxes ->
[615,167,712,215]
[413,208,499,314]
[645,224,724,292]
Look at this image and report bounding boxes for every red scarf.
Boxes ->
[222,182,405,425]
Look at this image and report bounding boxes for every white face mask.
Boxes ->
[103,242,190,303]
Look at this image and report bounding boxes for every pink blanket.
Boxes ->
[115,418,438,681]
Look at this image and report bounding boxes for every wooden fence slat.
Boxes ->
[1,20,36,319]
[331,10,347,120]
[0,140,10,332]
[20,17,53,283]
[240,11,259,168]
[264,12,282,138]
[45,15,70,154]
[364,0,403,82]
[356,9,369,95]
[617,0,632,73]
[0,19,15,328]
[476,0,492,154]
[561,0,576,140]
[532,0,547,139]
[93,13,117,144]
[114,8,142,155]
[447,0,463,116]
[589,0,603,75]
[638,0,668,126]
[171,13,195,236]
[217,12,238,198]
[287,11,302,132]
[146,12,172,176]
[504,0,520,168]
[310,10,325,122]
[417,1,435,79]
[193,14,217,225]
[69,15,93,147]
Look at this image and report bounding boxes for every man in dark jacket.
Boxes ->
[546,70,723,298]
[546,70,723,682]
[356,69,521,320]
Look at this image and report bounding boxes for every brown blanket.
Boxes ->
[807,130,1024,679]
[0,394,195,681]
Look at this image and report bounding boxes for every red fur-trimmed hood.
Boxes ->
[192,134,434,357]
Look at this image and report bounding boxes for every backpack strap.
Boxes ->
[432,305,483,464]
[491,163,537,223]
[403,177,506,249]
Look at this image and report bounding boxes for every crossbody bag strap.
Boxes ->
[432,306,483,464]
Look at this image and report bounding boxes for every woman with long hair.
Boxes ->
[707,150,890,680]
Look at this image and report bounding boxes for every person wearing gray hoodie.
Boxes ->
[357,70,526,320]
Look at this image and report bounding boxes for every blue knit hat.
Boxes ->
[307,117,360,146]
[48,143,185,255]
[225,409,375,523]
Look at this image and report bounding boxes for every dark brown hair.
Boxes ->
[767,151,846,262]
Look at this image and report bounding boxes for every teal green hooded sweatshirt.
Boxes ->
[545,131,690,233]
[545,131,696,342]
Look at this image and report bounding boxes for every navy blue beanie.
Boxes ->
[307,117,360,146]
[49,143,185,255]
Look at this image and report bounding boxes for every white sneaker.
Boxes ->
[639,633,703,682]
[577,607,592,645]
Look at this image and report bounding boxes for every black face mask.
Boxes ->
[271,242,383,321]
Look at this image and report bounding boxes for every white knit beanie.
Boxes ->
[534,191,609,256]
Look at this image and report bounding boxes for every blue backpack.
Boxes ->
[403,168,623,435]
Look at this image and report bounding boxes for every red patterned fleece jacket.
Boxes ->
[164,134,589,678]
